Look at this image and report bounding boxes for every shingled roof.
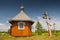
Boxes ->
[9,6,34,23]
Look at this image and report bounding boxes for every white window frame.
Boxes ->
[18,22,25,30]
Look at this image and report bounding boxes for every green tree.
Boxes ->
[35,21,42,35]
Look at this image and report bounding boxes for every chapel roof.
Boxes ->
[9,6,34,23]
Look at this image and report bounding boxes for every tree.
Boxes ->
[8,29,10,33]
[35,21,42,35]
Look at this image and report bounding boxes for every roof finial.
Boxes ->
[20,5,24,11]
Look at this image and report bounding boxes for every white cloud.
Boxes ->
[0,23,5,26]
[53,21,60,30]
[32,19,37,32]
[0,23,10,32]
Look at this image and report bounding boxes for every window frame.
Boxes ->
[18,22,25,30]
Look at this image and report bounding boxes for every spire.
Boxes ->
[20,5,24,11]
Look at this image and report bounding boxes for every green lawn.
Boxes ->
[0,32,60,40]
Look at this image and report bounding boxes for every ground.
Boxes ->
[0,32,60,40]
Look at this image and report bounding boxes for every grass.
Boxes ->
[0,32,60,40]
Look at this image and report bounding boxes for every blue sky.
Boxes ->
[0,0,60,31]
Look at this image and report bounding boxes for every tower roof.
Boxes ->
[9,6,34,23]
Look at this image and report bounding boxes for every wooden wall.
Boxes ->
[10,22,32,36]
